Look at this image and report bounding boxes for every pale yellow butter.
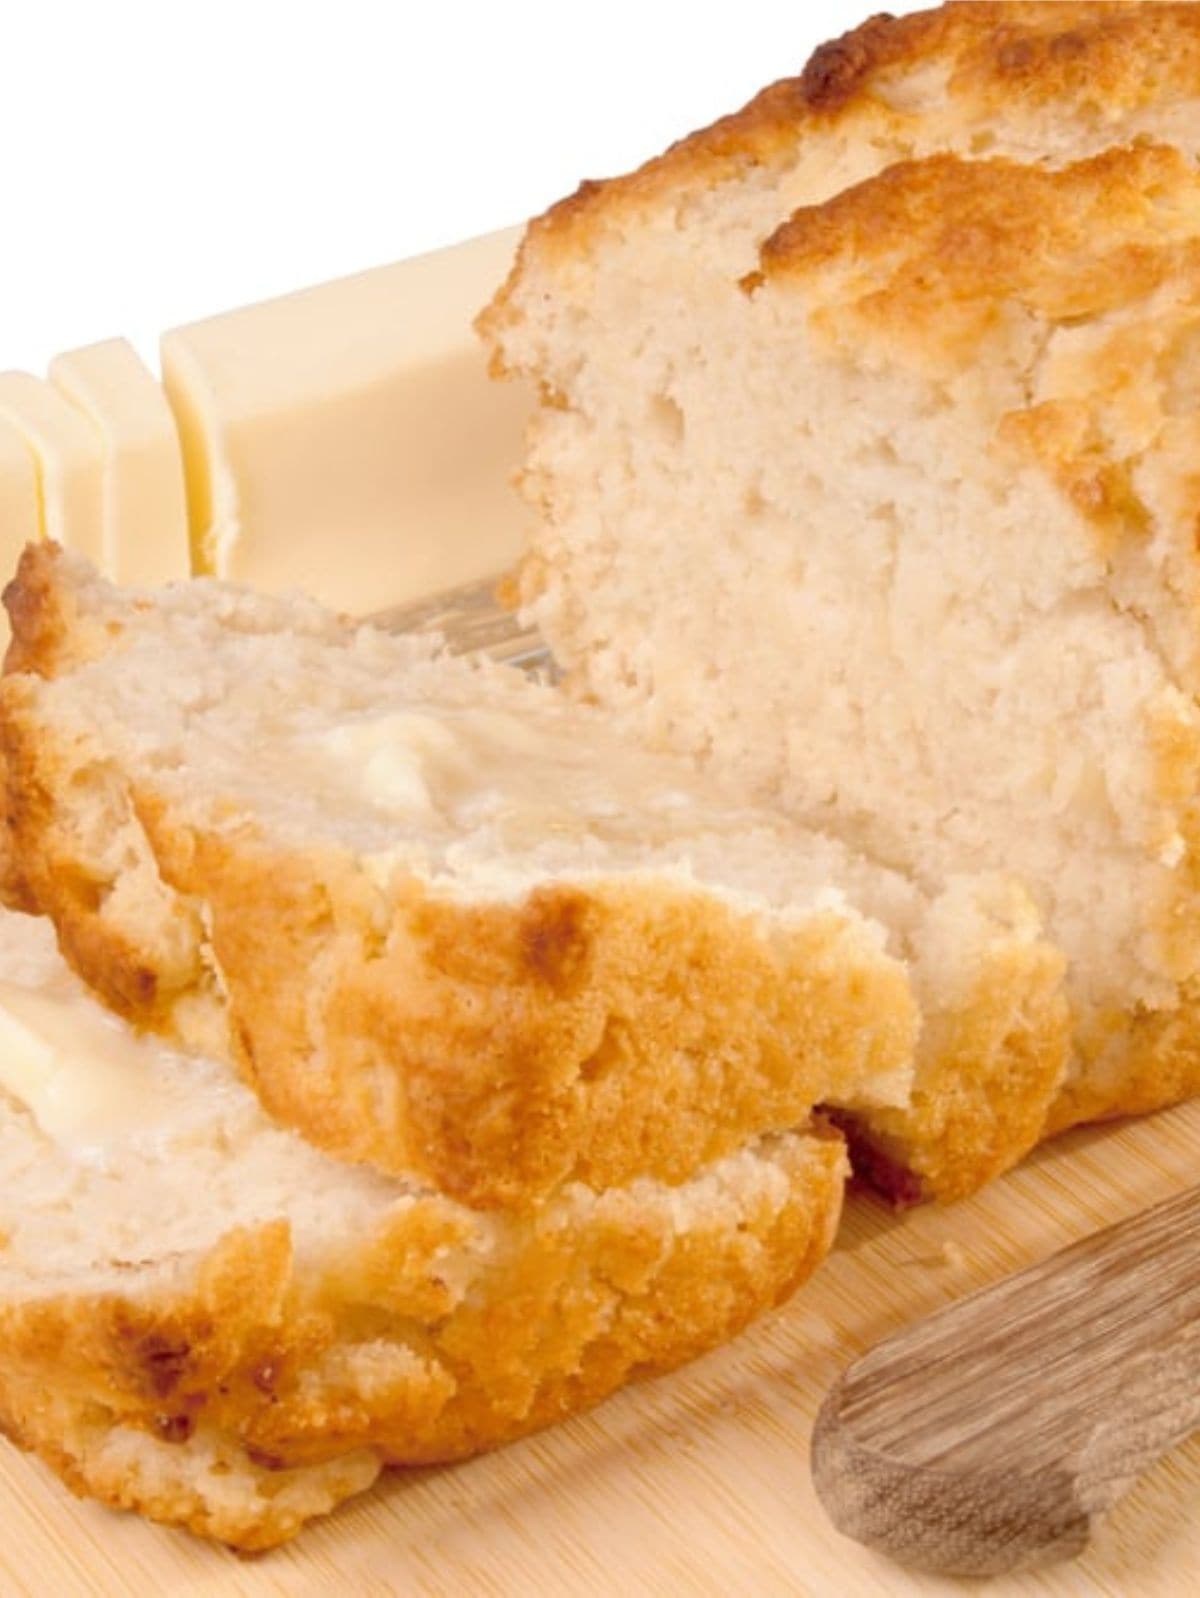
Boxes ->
[0,974,194,1159]
[0,372,105,563]
[0,417,39,614]
[0,904,198,1160]
[304,705,737,849]
[316,711,455,822]
[312,707,562,826]
[49,338,190,586]
[161,226,534,614]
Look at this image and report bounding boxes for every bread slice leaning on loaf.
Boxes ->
[480,1,1200,1188]
[0,543,1065,1206]
[0,903,840,1548]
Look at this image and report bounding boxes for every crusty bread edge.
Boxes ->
[0,1130,844,1548]
[479,4,1200,354]
[857,930,1070,1204]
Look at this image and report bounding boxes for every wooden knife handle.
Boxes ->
[811,1183,1200,1576]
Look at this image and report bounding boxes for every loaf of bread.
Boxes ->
[0,902,840,1547]
[480,2,1200,1189]
[0,543,1066,1207]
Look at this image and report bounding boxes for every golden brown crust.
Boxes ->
[858,936,1070,1204]
[0,1130,844,1548]
[480,4,1200,349]
[797,5,1200,119]
[0,543,913,1210]
[2,548,65,680]
[847,957,1200,1201]
[0,673,219,1038]
[1047,984,1200,1135]
[0,1407,380,1553]
[2,540,148,680]
[751,145,1200,367]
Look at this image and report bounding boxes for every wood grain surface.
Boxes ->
[5,1102,1200,1596]
[814,1175,1200,1576]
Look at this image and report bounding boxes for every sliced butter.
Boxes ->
[49,337,190,586]
[0,372,105,565]
[0,417,39,616]
[161,226,534,614]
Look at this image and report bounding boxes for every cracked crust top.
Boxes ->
[750,145,1200,366]
[480,3,1200,348]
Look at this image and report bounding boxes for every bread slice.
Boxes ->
[0,902,841,1548]
[0,543,1065,1205]
[480,5,1200,1176]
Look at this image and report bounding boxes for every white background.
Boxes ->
[1,0,922,374]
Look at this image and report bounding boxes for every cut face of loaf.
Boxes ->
[481,4,1200,1148]
[0,544,1065,1205]
[0,905,841,1548]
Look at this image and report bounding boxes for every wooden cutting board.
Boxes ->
[6,229,1200,1596]
[5,1104,1200,1597]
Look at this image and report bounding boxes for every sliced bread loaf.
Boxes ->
[480,4,1200,1173]
[0,544,1065,1205]
[0,903,840,1548]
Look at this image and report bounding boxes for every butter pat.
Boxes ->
[0,418,39,619]
[0,372,104,563]
[161,226,534,614]
[49,338,190,586]
[0,975,194,1161]
[302,703,738,854]
[310,706,583,830]
[316,712,453,821]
